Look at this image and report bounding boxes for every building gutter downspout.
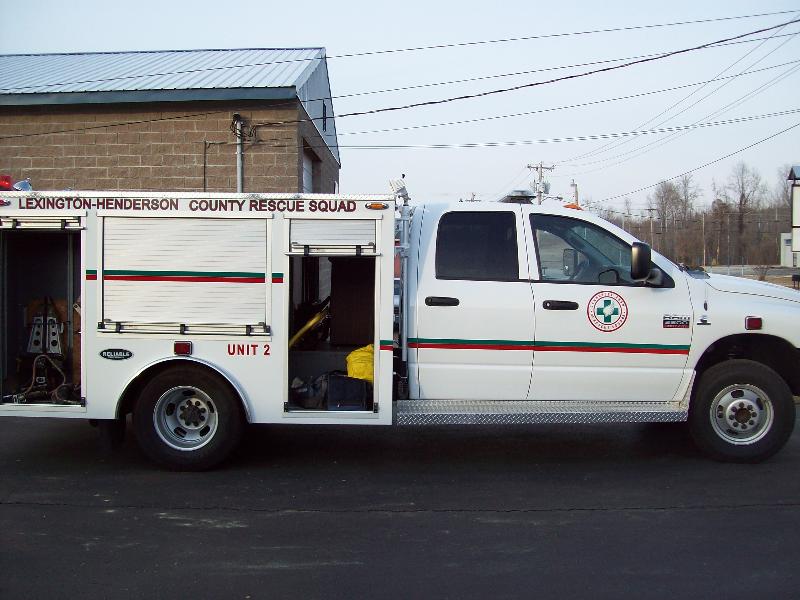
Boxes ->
[233,113,244,193]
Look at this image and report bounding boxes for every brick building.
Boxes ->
[0,48,340,193]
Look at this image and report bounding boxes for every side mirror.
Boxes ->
[563,248,578,277]
[631,242,651,281]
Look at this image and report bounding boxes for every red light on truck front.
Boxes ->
[745,317,762,330]
[174,341,193,355]
[0,175,13,190]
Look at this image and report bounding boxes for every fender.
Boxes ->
[115,356,253,422]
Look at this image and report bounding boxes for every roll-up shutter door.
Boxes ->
[0,214,83,229]
[289,219,376,255]
[102,217,268,330]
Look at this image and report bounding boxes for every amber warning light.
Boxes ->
[365,202,389,210]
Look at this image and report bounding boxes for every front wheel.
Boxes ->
[689,360,795,463]
[133,366,245,470]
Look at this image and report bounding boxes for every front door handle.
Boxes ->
[543,300,579,310]
[425,296,460,307]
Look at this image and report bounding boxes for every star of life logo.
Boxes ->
[587,291,628,332]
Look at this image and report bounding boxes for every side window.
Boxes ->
[531,214,635,285]
[436,211,518,281]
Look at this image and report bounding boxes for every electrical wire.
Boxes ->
[559,16,800,165]
[203,107,800,151]
[4,21,799,142]
[311,19,800,122]
[587,120,800,211]
[322,31,800,104]
[3,9,796,93]
[338,58,800,137]
[0,110,230,141]
[561,60,800,176]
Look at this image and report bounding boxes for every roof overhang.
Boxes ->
[0,87,298,106]
[787,165,800,181]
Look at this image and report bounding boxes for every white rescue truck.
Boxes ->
[1,185,798,469]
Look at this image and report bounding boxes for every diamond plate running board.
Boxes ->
[394,400,687,425]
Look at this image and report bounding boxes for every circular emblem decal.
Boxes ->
[587,291,628,332]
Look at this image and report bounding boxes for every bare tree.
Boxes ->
[721,162,766,265]
[647,181,680,255]
[674,174,702,264]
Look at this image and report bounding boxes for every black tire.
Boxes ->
[133,365,245,471]
[689,359,795,463]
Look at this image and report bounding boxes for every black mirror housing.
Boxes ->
[631,242,651,281]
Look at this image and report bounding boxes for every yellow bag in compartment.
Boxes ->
[346,344,374,384]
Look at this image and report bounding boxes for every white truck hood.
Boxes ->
[706,274,800,304]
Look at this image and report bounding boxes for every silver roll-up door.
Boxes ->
[289,219,376,255]
[101,217,269,332]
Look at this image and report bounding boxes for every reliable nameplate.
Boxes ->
[100,349,133,360]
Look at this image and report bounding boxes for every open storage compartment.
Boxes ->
[287,255,376,412]
[0,227,83,405]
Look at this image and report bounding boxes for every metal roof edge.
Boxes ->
[0,87,299,106]
[292,49,327,90]
[0,47,326,58]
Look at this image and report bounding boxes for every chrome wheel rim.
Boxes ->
[710,384,773,445]
[153,386,218,451]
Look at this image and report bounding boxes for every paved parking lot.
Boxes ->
[1,411,799,599]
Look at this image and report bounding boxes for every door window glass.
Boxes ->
[436,212,518,281]
[531,214,634,285]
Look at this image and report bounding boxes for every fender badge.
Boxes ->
[100,349,133,360]
[663,315,690,329]
[587,291,628,332]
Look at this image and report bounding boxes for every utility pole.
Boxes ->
[727,212,731,275]
[701,212,706,268]
[527,162,555,204]
[645,207,657,249]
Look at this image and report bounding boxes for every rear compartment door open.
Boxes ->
[288,217,379,256]
[0,211,85,230]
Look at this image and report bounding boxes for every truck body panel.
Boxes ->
[2,189,799,466]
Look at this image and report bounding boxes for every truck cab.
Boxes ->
[399,200,800,462]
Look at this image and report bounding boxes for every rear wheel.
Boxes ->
[133,366,245,470]
[689,360,795,463]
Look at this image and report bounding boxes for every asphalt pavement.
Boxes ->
[1,412,799,599]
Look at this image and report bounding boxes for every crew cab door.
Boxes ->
[412,206,534,400]
[525,212,693,402]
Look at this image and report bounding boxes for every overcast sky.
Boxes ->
[2,0,798,215]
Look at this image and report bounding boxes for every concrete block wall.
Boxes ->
[0,99,339,194]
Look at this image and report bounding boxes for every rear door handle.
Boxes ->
[543,300,579,310]
[425,296,460,307]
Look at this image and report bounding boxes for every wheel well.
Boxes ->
[117,360,249,420]
[694,334,800,395]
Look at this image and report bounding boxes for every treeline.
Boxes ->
[594,162,793,268]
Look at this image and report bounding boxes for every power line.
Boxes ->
[322,19,800,122]
[4,52,798,144]
[591,120,800,208]
[209,107,800,151]
[4,9,797,93]
[0,109,231,141]
[560,60,800,175]
[3,21,798,144]
[338,58,800,137]
[559,17,799,165]
[325,31,800,103]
